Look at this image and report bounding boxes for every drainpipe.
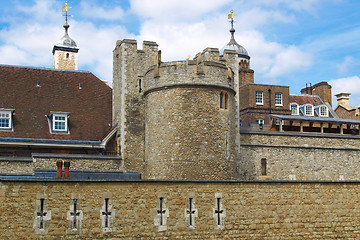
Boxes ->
[268,89,272,114]
[56,160,63,178]
[64,160,70,178]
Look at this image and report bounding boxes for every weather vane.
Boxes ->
[61,1,73,24]
[227,9,237,29]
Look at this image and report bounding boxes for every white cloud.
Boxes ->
[80,1,125,20]
[329,76,360,106]
[130,0,232,21]
[337,56,359,75]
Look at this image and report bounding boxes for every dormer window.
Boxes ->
[304,104,314,116]
[0,109,14,130]
[318,105,329,117]
[53,114,67,131]
[48,111,70,134]
[290,103,299,115]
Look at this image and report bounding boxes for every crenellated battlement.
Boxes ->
[144,58,235,95]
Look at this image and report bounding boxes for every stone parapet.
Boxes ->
[2,180,360,239]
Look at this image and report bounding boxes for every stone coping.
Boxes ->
[240,143,360,151]
[31,153,121,160]
[2,178,360,184]
[0,156,32,162]
[240,129,360,139]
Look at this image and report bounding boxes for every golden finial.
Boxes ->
[227,9,237,28]
[61,1,73,24]
[186,55,191,61]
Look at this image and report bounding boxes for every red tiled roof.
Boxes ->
[289,95,323,106]
[0,65,112,141]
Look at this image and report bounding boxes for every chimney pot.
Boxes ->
[64,160,70,178]
[56,160,63,178]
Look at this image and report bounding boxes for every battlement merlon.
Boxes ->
[113,39,158,54]
[193,47,238,63]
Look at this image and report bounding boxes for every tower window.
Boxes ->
[66,53,70,59]
[255,91,263,105]
[275,93,282,106]
[219,92,229,110]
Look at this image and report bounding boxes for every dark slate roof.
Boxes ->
[0,171,141,180]
[0,65,112,141]
[270,114,360,124]
[289,94,323,106]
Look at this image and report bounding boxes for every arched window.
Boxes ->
[220,92,224,109]
[304,104,314,116]
[290,103,299,115]
[66,53,70,59]
[224,93,228,109]
[319,105,328,117]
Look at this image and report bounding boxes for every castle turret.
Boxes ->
[113,39,241,180]
[53,1,79,70]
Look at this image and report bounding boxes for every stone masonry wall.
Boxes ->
[240,131,360,180]
[113,40,158,174]
[0,154,124,175]
[2,180,360,239]
[145,87,237,180]
[54,51,78,70]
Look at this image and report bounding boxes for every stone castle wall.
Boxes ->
[143,51,239,180]
[2,179,360,239]
[240,131,360,180]
[144,87,237,180]
[0,154,124,175]
[113,40,158,174]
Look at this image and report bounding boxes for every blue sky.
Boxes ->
[1,0,360,107]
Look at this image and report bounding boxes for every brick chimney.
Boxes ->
[335,93,350,108]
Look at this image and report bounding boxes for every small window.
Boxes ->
[53,115,67,131]
[290,103,299,115]
[220,92,224,108]
[219,92,228,110]
[275,119,283,125]
[48,111,70,133]
[255,91,263,105]
[275,93,282,106]
[319,105,328,117]
[66,53,70,59]
[0,111,11,129]
[304,104,314,116]
[0,109,14,130]
[256,118,264,125]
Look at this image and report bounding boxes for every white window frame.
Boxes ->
[255,91,263,105]
[275,93,283,106]
[0,109,14,130]
[53,114,67,132]
[256,118,264,125]
[275,119,283,125]
[304,104,314,116]
[319,105,329,117]
[290,103,299,115]
[48,111,70,133]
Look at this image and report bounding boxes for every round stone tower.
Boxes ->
[143,49,239,180]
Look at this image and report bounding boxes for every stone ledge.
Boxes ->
[0,156,33,162]
[241,129,360,139]
[31,153,121,160]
